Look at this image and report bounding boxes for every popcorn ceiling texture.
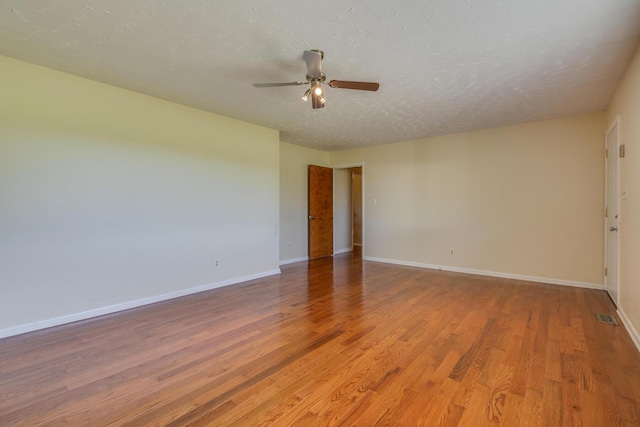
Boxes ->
[0,0,639,151]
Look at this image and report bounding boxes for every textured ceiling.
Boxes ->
[1,1,639,151]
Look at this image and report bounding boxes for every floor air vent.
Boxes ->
[596,313,618,325]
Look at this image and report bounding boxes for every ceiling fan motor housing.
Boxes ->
[306,72,326,83]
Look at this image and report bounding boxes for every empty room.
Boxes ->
[1,1,640,425]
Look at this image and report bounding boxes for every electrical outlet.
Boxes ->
[215,259,220,267]
[450,249,455,255]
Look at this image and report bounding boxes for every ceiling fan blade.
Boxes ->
[328,80,380,91]
[304,50,323,79]
[253,82,306,88]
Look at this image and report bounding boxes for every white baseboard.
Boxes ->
[334,247,353,255]
[363,256,604,290]
[617,306,640,353]
[0,269,281,340]
[280,256,309,265]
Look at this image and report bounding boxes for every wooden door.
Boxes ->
[308,165,333,260]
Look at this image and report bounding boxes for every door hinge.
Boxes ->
[605,208,608,218]
[605,267,608,277]
[606,148,609,158]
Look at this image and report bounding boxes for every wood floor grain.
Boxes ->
[1,252,639,426]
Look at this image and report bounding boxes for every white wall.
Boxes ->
[331,113,605,287]
[607,43,640,350]
[0,56,280,337]
[279,141,330,263]
[334,168,353,253]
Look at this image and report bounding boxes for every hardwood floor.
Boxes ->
[1,253,639,426]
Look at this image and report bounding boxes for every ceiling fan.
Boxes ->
[253,49,380,109]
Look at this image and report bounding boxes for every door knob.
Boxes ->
[610,226,618,231]
[309,216,316,219]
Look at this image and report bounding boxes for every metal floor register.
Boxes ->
[596,313,618,325]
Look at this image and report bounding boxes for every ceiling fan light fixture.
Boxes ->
[314,85,323,96]
[311,91,325,109]
[301,88,311,101]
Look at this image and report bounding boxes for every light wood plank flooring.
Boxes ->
[1,252,639,426]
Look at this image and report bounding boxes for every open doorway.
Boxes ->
[352,168,363,249]
[333,165,364,256]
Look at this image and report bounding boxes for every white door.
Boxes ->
[605,118,620,304]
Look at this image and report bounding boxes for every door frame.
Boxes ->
[332,163,365,255]
[604,116,620,305]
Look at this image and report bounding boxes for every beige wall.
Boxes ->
[279,142,330,263]
[0,56,280,337]
[607,44,640,348]
[331,112,605,287]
